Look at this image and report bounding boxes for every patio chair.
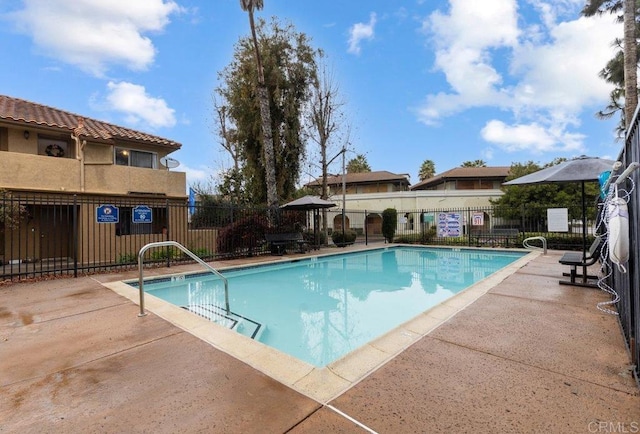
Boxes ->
[558,235,603,288]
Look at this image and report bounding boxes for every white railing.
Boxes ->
[137,241,229,317]
[523,236,547,255]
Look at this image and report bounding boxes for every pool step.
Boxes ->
[181,303,262,340]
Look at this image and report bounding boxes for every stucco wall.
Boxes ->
[84,165,186,196]
[328,189,504,213]
[0,152,81,192]
[84,142,113,164]
[7,128,38,154]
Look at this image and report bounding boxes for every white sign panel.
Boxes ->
[547,208,569,232]
[472,212,484,226]
[437,212,461,237]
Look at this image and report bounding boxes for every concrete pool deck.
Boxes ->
[1,245,639,432]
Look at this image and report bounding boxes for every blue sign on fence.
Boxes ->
[132,205,152,223]
[96,204,119,223]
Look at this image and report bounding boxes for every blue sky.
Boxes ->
[0,0,624,189]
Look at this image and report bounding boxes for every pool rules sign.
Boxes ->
[96,204,119,223]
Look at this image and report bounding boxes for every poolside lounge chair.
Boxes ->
[559,235,603,288]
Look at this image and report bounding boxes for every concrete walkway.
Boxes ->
[1,249,638,433]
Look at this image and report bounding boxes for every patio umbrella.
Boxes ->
[280,195,337,210]
[280,196,336,248]
[503,155,615,258]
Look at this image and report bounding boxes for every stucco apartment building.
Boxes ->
[307,167,509,212]
[0,95,187,267]
[305,167,510,236]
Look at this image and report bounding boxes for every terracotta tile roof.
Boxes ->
[306,170,410,187]
[0,95,181,150]
[410,166,510,190]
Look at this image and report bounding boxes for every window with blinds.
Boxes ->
[115,148,156,169]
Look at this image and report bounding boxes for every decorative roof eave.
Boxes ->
[0,95,181,150]
[410,167,511,190]
[306,171,411,187]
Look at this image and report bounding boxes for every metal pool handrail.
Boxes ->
[137,241,229,317]
[523,236,547,255]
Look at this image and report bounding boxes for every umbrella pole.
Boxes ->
[581,181,587,261]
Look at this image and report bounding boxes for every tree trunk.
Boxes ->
[256,85,278,209]
[247,8,279,209]
[624,0,638,128]
[321,144,329,244]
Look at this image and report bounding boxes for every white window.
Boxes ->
[115,148,156,169]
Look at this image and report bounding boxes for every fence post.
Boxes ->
[364,210,368,245]
[73,194,78,278]
[165,199,170,268]
[467,208,471,247]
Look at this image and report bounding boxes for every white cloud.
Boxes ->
[511,16,617,113]
[104,81,176,128]
[347,12,377,55]
[9,0,182,76]
[428,0,519,50]
[481,120,585,152]
[418,0,620,154]
[181,164,211,193]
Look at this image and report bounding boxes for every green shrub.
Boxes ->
[117,253,137,264]
[332,229,357,246]
[382,208,397,242]
[216,213,269,255]
[421,227,437,243]
[304,229,326,246]
[394,227,437,244]
[189,247,213,259]
[521,232,592,251]
[150,247,182,261]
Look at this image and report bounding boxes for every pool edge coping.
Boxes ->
[101,246,540,404]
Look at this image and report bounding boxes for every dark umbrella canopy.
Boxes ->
[281,196,336,249]
[502,155,615,185]
[503,155,615,259]
[280,195,336,210]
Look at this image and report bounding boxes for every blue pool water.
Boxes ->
[137,247,525,367]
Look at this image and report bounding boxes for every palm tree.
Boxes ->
[623,0,637,127]
[239,0,278,209]
[346,154,371,173]
[582,0,638,129]
[461,160,487,168]
[418,159,435,181]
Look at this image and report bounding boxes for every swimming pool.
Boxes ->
[133,246,526,367]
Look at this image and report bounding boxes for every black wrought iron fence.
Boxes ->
[605,112,640,383]
[320,205,596,249]
[0,193,272,280]
[1,194,599,282]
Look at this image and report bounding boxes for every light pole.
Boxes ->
[341,147,346,241]
[316,146,348,245]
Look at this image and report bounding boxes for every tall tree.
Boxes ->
[346,154,371,173]
[594,48,626,137]
[217,18,318,204]
[461,160,487,167]
[583,0,638,129]
[418,159,436,181]
[623,0,638,126]
[211,97,246,204]
[239,0,278,209]
[304,58,349,241]
[305,59,347,200]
